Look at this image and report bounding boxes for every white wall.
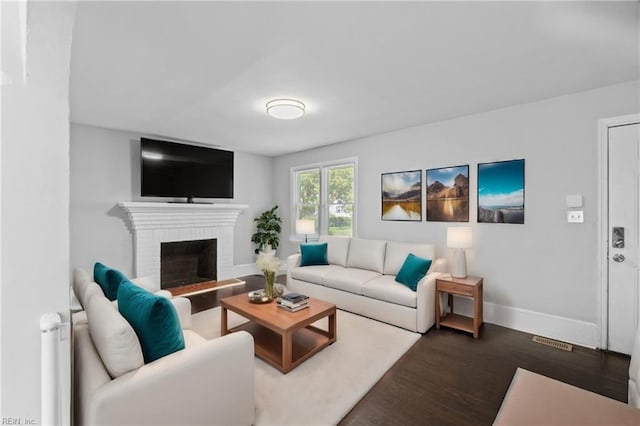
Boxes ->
[70,124,274,276]
[273,80,639,347]
[1,1,76,422]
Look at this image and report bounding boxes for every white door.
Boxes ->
[607,122,640,354]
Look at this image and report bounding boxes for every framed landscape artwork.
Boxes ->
[426,165,469,222]
[381,170,422,221]
[477,159,525,224]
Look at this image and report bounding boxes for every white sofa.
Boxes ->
[72,269,255,426]
[287,236,447,333]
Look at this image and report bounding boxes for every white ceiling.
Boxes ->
[70,1,639,157]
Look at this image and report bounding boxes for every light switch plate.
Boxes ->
[567,210,584,223]
[566,194,583,208]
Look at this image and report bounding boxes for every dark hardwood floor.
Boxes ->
[340,324,629,426]
[188,275,630,426]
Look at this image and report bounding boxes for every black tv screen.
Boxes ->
[141,138,234,200]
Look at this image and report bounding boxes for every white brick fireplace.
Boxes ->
[119,202,248,288]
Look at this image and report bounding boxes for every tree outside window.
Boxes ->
[297,168,320,232]
[327,165,354,236]
[293,160,356,238]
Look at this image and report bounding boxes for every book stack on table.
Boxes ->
[277,292,310,312]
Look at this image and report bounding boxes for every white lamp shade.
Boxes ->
[447,227,472,249]
[296,219,315,235]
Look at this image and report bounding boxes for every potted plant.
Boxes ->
[251,205,282,255]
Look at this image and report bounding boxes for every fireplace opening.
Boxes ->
[160,239,217,289]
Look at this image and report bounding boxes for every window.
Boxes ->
[292,159,357,238]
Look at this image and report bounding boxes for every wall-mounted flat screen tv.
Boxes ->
[141,138,234,201]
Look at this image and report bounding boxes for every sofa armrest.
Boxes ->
[170,296,192,330]
[287,254,302,288]
[88,331,255,426]
[430,258,448,274]
[416,273,438,333]
[287,253,301,270]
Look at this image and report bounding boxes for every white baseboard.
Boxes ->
[452,298,599,349]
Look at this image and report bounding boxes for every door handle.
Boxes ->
[612,253,625,263]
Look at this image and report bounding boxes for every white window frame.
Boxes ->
[290,157,358,241]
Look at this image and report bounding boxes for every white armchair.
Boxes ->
[72,268,255,425]
[74,324,255,425]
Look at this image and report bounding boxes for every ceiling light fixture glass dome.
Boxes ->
[266,98,305,119]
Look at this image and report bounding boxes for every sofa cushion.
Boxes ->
[346,238,386,274]
[362,275,418,308]
[323,268,381,295]
[73,268,103,309]
[319,235,351,267]
[290,264,344,285]
[118,280,186,363]
[72,268,91,307]
[395,254,433,291]
[384,241,436,276]
[300,243,329,266]
[85,292,144,378]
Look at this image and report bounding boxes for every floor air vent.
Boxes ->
[532,336,573,352]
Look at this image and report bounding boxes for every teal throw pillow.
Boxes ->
[106,269,129,299]
[395,254,432,291]
[94,263,127,301]
[300,243,329,267]
[117,280,185,363]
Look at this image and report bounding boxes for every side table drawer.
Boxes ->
[436,279,474,296]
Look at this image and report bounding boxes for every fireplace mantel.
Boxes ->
[119,202,249,230]
[119,202,249,286]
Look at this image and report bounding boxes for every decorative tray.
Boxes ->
[247,290,273,304]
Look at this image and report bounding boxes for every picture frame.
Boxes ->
[381,170,422,221]
[426,165,469,222]
[477,159,525,224]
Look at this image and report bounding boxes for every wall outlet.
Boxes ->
[567,210,584,223]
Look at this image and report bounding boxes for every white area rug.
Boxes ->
[191,306,421,425]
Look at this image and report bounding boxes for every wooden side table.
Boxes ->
[435,275,483,338]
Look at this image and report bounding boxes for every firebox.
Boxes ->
[160,239,217,289]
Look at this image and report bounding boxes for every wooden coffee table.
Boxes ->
[220,293,337,373]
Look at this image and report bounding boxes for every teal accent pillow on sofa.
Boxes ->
[300,243,329,266]
[117,280,185,363]
[94,263,128,301]
[395,254,432,291]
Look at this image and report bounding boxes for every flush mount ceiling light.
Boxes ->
[266,98,305,120]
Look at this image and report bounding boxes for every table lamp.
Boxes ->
[296,219,315,243]
[447,227,472,278]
